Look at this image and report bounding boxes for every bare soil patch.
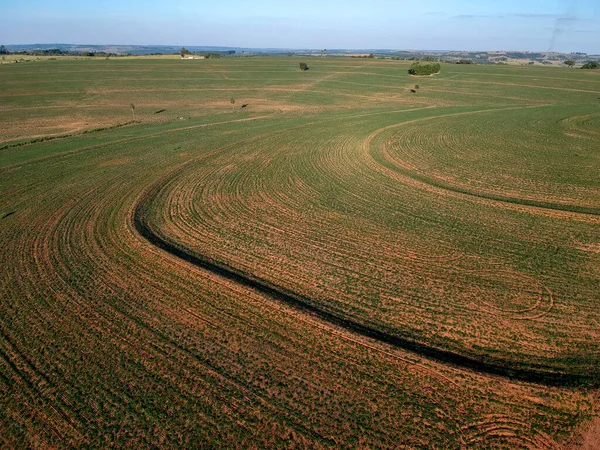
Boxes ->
[99,157,133,167]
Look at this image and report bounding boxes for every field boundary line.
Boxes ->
[0,114,275,172]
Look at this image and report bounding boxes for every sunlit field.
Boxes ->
[1,57,599,448]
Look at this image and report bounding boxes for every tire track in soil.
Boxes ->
[431,78,600,94]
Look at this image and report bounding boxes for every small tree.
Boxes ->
[564,60,575,67]
[180,47,190,59]
[0,45,8,55]
[299,62,309,71]
[230,97,235,111]
[130,103,135,120]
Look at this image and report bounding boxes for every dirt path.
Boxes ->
[564,394,600,450]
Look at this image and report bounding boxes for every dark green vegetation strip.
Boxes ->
[0,120,137,151]
[134,180,600,388]
[0,211,15,219]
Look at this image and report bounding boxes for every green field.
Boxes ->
[1,57,599,448]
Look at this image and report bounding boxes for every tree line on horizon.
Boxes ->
[0,46,117,57]
[1,44,599,68]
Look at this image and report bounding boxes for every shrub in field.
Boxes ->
[564,60,575,67]
[299,62,309,71]
[0,211,15,219]
[408,62,441,76]
[457,59,473,64]
[581,61,598,69]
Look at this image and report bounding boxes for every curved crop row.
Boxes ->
[133,174,600,386]
[369,107,600,215]
[1,58,599,448]
[141,103,600,379]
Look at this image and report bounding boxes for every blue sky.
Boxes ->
[2,0,599,53]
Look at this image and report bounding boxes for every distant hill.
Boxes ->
[4,44,242,55]
[3,44,598,64]
[2,44,404,56]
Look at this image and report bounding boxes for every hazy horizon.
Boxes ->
[4,43,600,55]
[2,0,599,54]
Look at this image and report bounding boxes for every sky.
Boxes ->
[1,0,599,53]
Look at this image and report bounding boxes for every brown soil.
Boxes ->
[99,157,133,167]
[562,393,600,450]
[577,417,600,449]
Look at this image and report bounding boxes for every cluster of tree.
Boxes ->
[180,47,235,58]
[581,61,598,69]
[80,51,116,57]
[350,54,375,58]
[3,47,117,57]
[456,59,473,64]
[408,62,441,76]
[405,56,445,63]
[506,52,545,59]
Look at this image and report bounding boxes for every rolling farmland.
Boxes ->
[1,57,599,448]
